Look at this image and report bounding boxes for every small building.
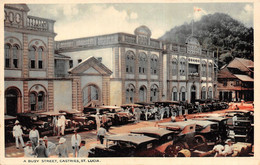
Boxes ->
[217,58,254,102]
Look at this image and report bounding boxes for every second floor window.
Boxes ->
[139,52,147,74]
[150,54,158,75]
[125,51,135,74]
[29,46,45,69]
[172,58,178,76]
[180,58,186,76]
[5,44,21,69]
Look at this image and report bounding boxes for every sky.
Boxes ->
[27,3,254,41]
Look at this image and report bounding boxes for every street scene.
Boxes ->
[3,2,254,159]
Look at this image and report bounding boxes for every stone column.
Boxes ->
[48,80,54,111]
[102,76,110,105]
[158,51,163,101]
[23,81,29,112]
[120,47,126,104]
[22,34,29,78]
[147,51,151,102]
[134,49,139,102]
[47,37,54,78]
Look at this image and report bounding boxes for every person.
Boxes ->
[60,115,66,136]
[101,114,109,131]
[135,107,141,123]
[52,116,58,136]
[71,130,81,157]
[24,141,34,157]
[95,113,101,131]
[57,116,62,137]
[160,106,165,120]
[13,120,25,149]
[43,136,56,157]
[55,137,68,157]
[213,144,224,157]
[165,106,170,118]
[29,126,39,150]
[78,140,89,157]
[97,124,107,144]
[34,138,48,158]
[154,109,160,127]
[144,107,149,121]
[177,105,182,116]
[222,139,234,156]
[171,111,176,122]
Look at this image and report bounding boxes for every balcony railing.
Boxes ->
[26,16,55,32]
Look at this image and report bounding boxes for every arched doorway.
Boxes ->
[5,87,22,115]
[150,84,159,102]
[82,84,100,106]
[139,85,147,102]
[190,85,196,103]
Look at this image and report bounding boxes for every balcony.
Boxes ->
[188,73,200,81]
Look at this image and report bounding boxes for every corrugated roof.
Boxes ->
[233,74,254,82]
[227,58,254,72]
[218,67,236,79]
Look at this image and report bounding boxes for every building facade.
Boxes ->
[217,58,254,102]
[4,4,217,115]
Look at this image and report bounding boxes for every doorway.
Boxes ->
[190,85,196,103]
[5,87,21,116]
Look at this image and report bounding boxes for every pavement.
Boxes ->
[5,102,254,158]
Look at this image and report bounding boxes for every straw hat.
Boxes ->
[43,136,48,140]
[59,137,66,144]
[15,120,19,124]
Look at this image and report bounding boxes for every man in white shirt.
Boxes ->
[97,124,107,144]
[29,126,39,150]
[60,115,66,136]
[95,113,101,132]
[24,141,34,157]
[78,140,89,157]
[213,144,224,157]
[57,116,62,137]
[13,120,25,149]
[43,136,56,157]
[222,139,234,156]
[71,130,81,157]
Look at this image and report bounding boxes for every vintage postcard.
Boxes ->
[0,0,259,165]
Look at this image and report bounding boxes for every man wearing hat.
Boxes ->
[34,138,48,157]
[43,136,56,156]
[24,141,34,157]
[29,126,40,150]
[13,120,25,149]
[78,140,89,157]
[71,130,81,157]
[97,124,107,144]
[222,139,234,156]
[55,137,68,157]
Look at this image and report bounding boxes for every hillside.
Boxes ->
[159,13,253,68]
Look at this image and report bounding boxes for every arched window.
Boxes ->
[82,84,100,106]
[180,87,186,101]
[38,47,43,69]
[29,46,36,69]
[139,52,147,74]
[5,44,11,68]
[12,45,19,68]
[126,84,135,103]
[38,91,45,110]
[172,58,178,76]
[180,58,186,76]
[29,92,37,111]
[150,54,158,75]
[208,63,212,78]
[201,87,206,100]
[139,86,147,102]
[172,87,177,101]
[125,51,135,74]
[208,87,213,99]
[201,61,206,77]
[150,84,159,102]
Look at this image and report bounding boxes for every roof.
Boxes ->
[54,53,71,59]
[59,109,82,114]
[5,115,17,120]
[68,56,112,76]
[106,134,157,145]
[191,120,217,127]
[37,111,66,116]
[218,66,236,79]
[233,74,254,82]
[227,58,254,72]
[158,121,196,129]
[130,127,174,137]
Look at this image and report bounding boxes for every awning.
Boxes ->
[233,74,254,82]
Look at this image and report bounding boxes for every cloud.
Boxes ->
[54,5,140,40]
[237,4,253,27]
[63,4,79,17]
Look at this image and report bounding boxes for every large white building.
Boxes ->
[4,4,217,115]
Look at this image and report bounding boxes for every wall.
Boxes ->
[110,80,122,106]
[53,80,72,111]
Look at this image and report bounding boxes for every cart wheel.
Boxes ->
[194,135,208,151]
[164,141,187,157]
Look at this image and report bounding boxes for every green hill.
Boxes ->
[159,13,253,67]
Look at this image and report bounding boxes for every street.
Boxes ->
[5,102,253,158]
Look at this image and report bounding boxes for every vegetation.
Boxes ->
[159,13,253,68]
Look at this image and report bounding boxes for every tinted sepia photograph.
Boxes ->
[1,1,256,164]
